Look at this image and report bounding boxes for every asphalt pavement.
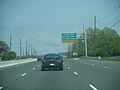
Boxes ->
[0,58,120,90]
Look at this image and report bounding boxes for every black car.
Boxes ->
[41,53,63,71]
[37,56,43,61]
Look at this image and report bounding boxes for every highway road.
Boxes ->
[0,58,120,90]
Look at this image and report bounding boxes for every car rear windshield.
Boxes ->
[44,54,60,59]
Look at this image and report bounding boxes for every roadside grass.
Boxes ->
[100,56,120,62]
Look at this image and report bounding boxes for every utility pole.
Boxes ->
[84,26,88,57]
[76,36,78,56]
[83,24,85,56]
[20,38,22,58]
[94,16,96,57]
[34,47,35,56]
[28,43,30,56]
[68,43,71,58]
[31,44,33,56]
[83,24,88,57]
[26,40,28,56]
[10,35,12,51]
[23,49,24,57]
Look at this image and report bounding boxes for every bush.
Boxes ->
[1,51,16,61]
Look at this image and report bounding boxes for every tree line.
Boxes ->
[0,40,39,61]
[0,41,17,60]
[70,27,120,57]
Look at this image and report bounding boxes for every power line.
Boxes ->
[110,19,120,28]
[96,0,114,17]
[96,0,120,28]
[98,5,118,25]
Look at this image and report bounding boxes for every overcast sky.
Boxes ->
[0,0,120,55]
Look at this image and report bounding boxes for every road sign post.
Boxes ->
[61,33,77,58]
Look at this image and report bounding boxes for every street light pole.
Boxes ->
[94,16,96,57]
[83,25,88,57]
[84,28,88,57]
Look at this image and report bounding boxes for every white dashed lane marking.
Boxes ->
[21,73,27,77]
[65,64,67,66]
[104,66,109,69]
[89,85,98,90]
[0,87,3,89]
[32,68,36,70]
[74,58,78,60]
[38,65,41,67]
[68,67,70,69]
[74,72,78,75]
[91,64,95,66]
[84,62,87,64]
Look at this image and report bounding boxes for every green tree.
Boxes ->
[1,51,17,61]
[86,27,120,56]
[96,27,120,56]
[0,40,9,56]
[71,27,120,57]
[71,33,85,57]
[86,27,101,56]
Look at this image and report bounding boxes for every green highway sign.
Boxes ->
[61,33,77,43]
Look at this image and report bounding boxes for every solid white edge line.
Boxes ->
[89,85,98,90]
[0,87,3,89]
[21,73,27,77]
[74,72,78,75]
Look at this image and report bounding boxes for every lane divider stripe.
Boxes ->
[32,68,36,70]
[21,73,27,77]
[104,66,109,69]
[89,85,98,90]
[38,65,41,67]
[68,67,70,69]
[74,72,78,75]
[0,87,3,89]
